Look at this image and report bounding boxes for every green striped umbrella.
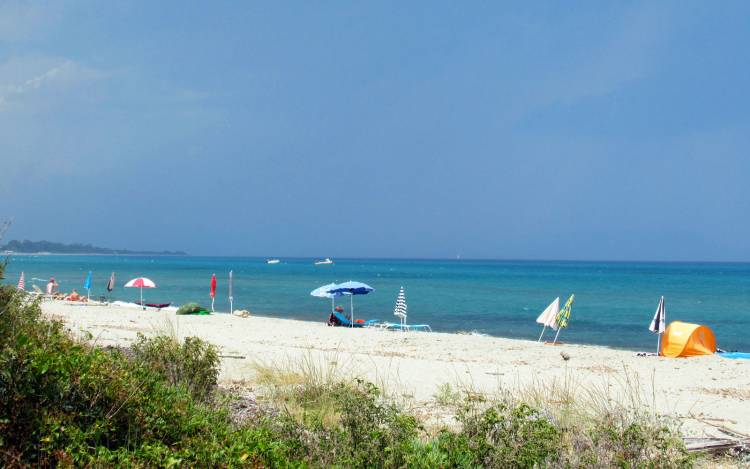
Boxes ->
[553,294,575,344]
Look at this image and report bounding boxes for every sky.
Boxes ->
[1,1,750,260]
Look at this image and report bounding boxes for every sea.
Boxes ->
[4,255,750,351]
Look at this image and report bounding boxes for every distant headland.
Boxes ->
[1,240,187,256]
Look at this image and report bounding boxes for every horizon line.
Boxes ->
[7,252,750,265]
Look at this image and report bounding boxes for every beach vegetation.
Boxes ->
[434,401,562,467]
[434,382,462,408]
[0,269,293,467]
[0,261,723,468]
[131,333,220,402]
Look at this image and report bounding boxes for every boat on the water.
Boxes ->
[266,259,280,264]
[314,258,333,265]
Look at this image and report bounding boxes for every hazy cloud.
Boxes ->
[505,3,681,123]
[0,57,105,110]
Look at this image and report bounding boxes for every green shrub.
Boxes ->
[175,302,209,315]
[274,379,427,468]
[0,264,296,467]
[131,333,220,402]
[566,413,694,468]
[435,401,561,468]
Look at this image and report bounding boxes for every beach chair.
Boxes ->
[331,312,379,328]
[383,322,432,332]
[31,284,55,301]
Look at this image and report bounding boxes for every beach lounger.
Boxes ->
[30,285,55,301]
[383,322,432,332]
[330,312,378,328]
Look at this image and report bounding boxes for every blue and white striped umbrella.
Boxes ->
[393,286,407,330]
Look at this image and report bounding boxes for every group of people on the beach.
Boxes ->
[44,277,88,302]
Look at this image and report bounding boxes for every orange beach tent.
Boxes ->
[660,321,716,358]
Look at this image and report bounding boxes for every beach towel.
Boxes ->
[718,352,750,360]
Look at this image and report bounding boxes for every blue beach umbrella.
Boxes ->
[83,271,92,300]
[311,283,342,313]
[328,281,374,327]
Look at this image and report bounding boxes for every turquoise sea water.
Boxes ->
[4,256,750,351]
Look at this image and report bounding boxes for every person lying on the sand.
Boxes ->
[64,289,87,302]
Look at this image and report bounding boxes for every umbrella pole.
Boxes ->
[229,271,234,313]
[657,333,662,356]
[552,327,561,344]
[350,295,354,328]
[211,297,215,312]
[140,287,144,310]
[538,325,547,342]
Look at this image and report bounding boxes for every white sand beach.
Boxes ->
[43,301,750,439]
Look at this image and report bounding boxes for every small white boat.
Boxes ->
[266,259,280,264]
[314,257,334,265]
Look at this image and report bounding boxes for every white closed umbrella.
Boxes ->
[536,297,560,342]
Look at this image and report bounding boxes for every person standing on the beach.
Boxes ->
[46,277,59,295]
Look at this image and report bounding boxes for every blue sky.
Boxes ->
[1,1,749,260]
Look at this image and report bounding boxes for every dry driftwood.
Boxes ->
[684,437,750,454]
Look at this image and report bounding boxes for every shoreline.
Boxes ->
[98,300,649,353]
[42,300,750,438]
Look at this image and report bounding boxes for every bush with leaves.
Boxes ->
[131,333,219,402]
[0,264,295,467]
[565,413,694,468]
[433,401,561,468]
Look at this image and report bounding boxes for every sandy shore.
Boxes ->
[42,301,750,438]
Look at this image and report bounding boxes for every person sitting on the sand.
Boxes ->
[46,277,59,295]
[327,306,347,326]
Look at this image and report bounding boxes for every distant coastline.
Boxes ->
[1,240,187,256]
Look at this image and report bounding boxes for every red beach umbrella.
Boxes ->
[124,277,156,310]
[210,273,217,312]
